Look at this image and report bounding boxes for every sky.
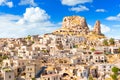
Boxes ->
[0,0,120,38]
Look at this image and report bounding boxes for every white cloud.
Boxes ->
[61,0,92,6]
[88,24,93,30]
[0,7,60,38]
[106,13,120,21]
[19,0,37,6]
[0,0,13,8]
[101,24,110,33]
[69,5,89,12]
[88,24,110,33]
[105,29,120,39]
[17,7,50,24]
[96,9,106,12]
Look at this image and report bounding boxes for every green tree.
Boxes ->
[91,48,95,52]
[2,55,8,59]
[111,67,120,80]
[103,39,108,46]
[32,41,34,44]
[111,74,117,80]
[118,47,120,53]
[73,45,78,48]
[88,75,94,80]
[32,78,36,80]
[27,35,31,40]
[112,67,119,74]
[109,38,115,45]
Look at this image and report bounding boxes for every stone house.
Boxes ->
[25,64,40,80]
[1,67,15,80]
[92,51,107,63]
[96,63,114,75]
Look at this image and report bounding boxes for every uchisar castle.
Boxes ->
[53,16,105,47]
[54,16,104,38]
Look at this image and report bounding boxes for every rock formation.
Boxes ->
[54,16,89,35]
[93,20,101,35]
[62,16,89,30]
[53,16,104,40]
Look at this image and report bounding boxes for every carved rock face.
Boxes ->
[53,16,103,36]
[61,16,89,34]
[93,20,101,35]
[62,16,88,28]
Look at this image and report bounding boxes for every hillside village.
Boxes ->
[0,16,120,80]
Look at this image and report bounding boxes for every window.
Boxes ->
[11,63,13,66]
[6,63,8,66]
[60,77,62,80]
[29,74,31,77]
[103,66,106,68]
[50,72,52,74]
[105,59,107,62]
[101,60,103,63]
[48,78,50,80]
[96,60,97,62]
[90,56,93,59]
[9,75,11,79]
[19,63,20,66]
[28,68,29,71]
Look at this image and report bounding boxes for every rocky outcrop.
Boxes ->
[53,16,104,39]
[93,20,101,35]
[62,16,89,30]
[54,16,89,35]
